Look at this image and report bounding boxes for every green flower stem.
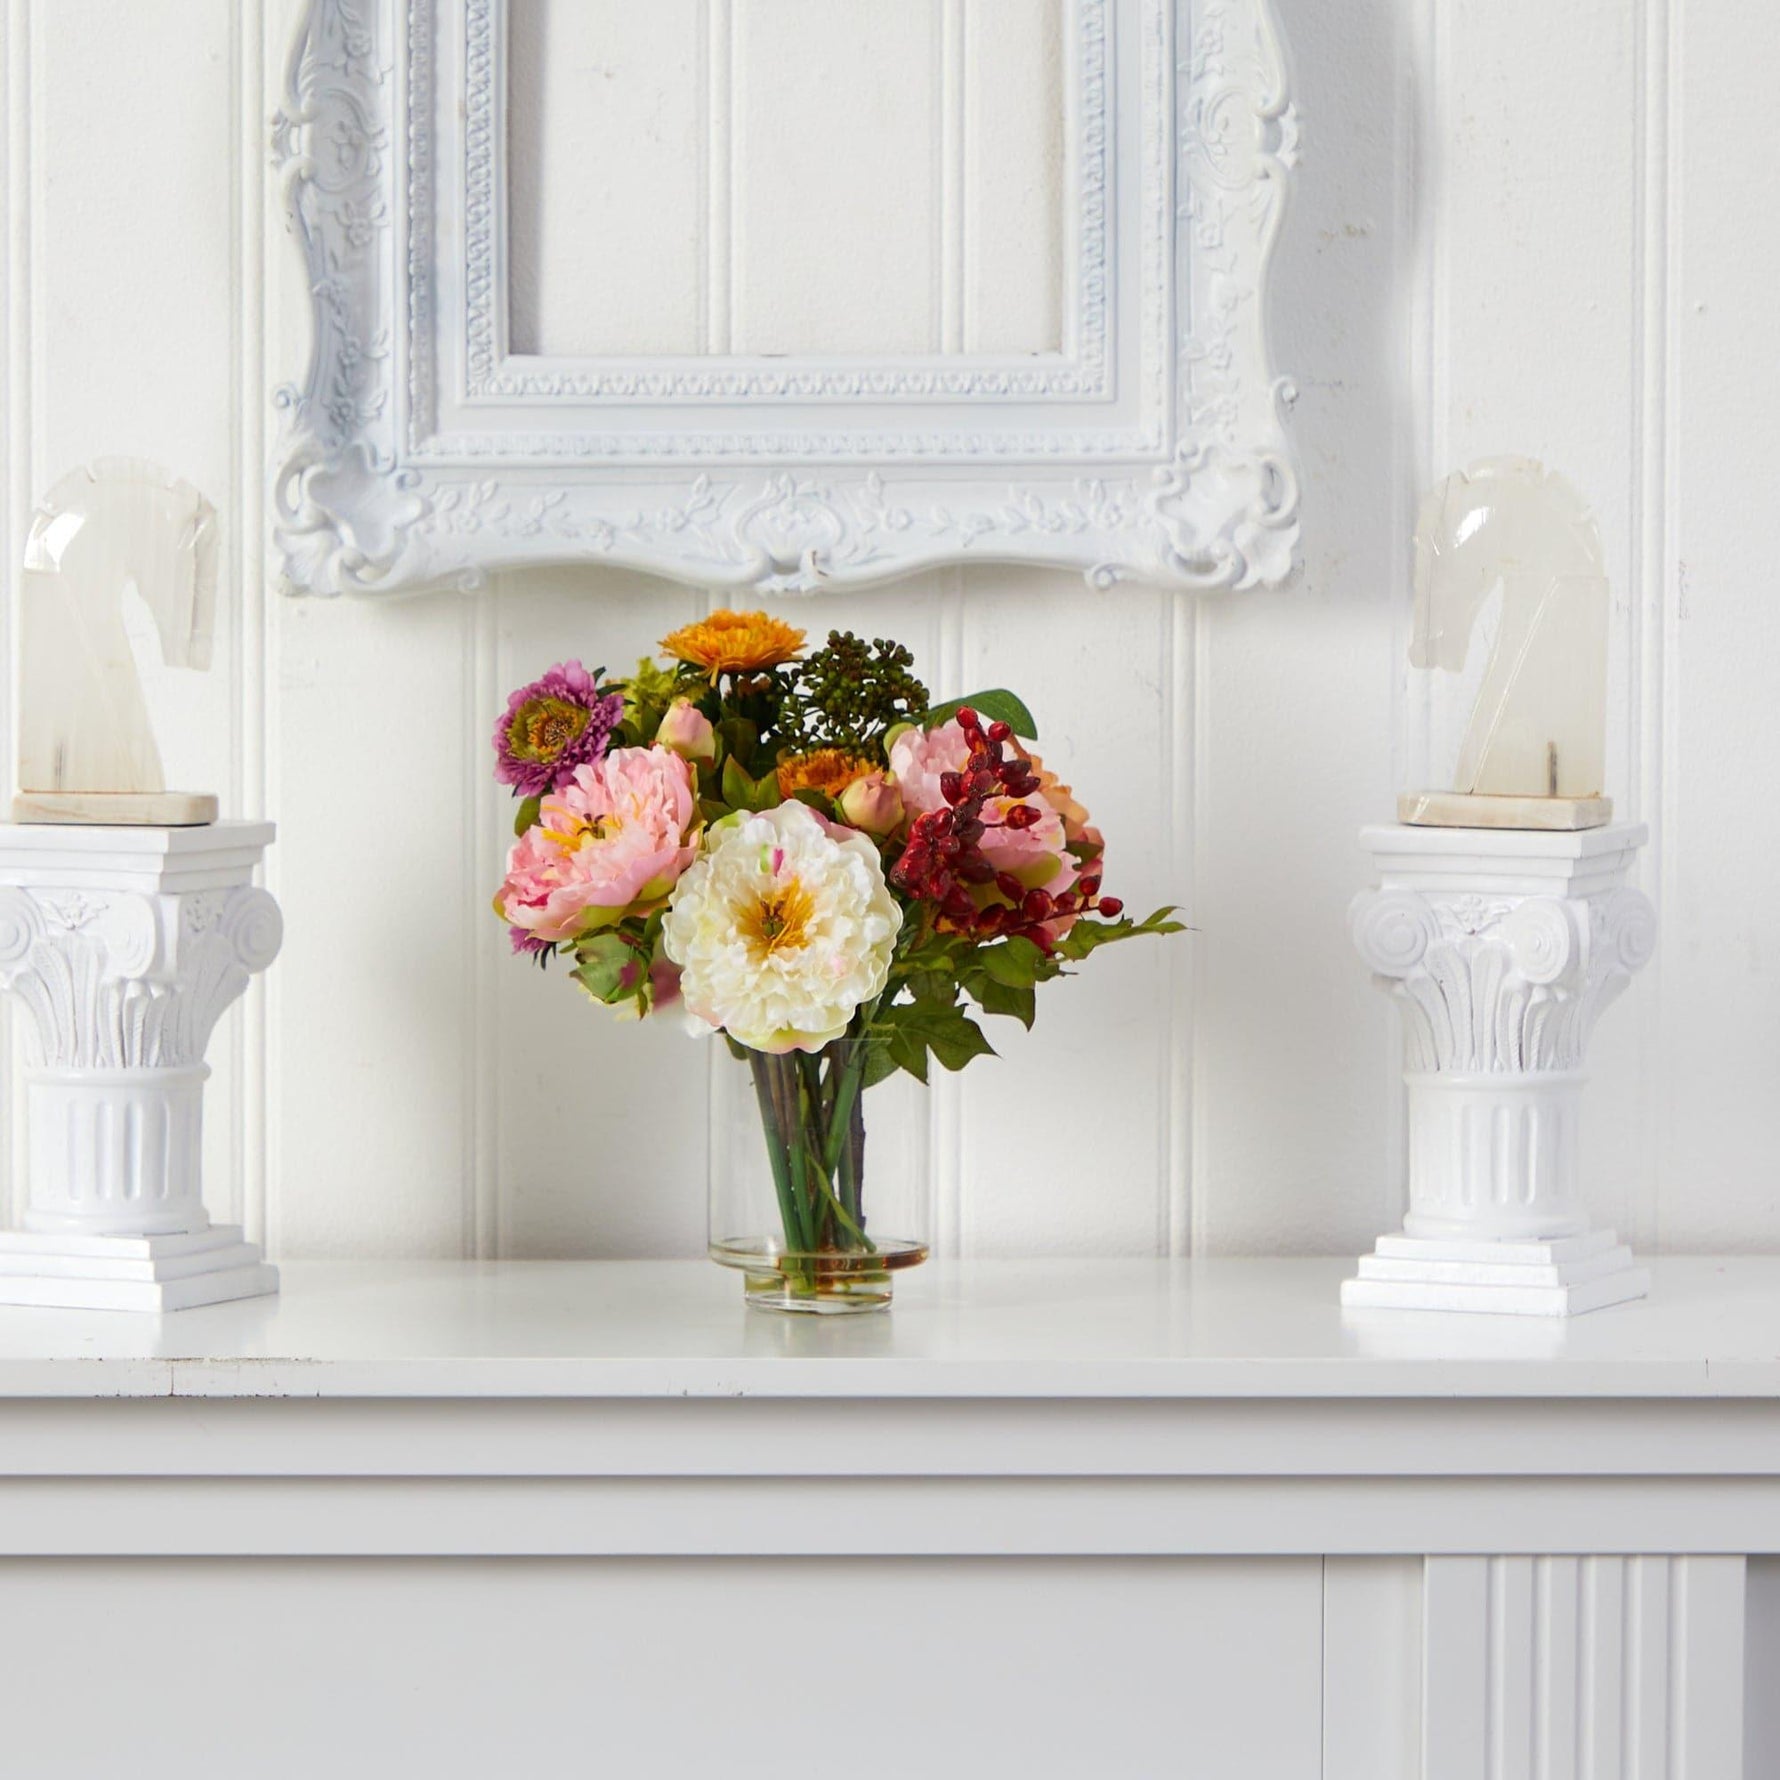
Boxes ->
[821,1047,868,1185]
[748,1030,878,1281]
[811,1042,874,1253]
[804,1159,872,1252]
[749,1053,813,1280]
[780,1061,815,1255]
[838,1092,864,1230]
[792,1060,825,1250]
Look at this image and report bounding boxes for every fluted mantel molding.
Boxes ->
[1343,822,1654,1316]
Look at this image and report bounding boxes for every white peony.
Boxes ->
[662,802,902,1054]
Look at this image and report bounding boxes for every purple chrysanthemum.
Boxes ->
[510,926,553,959]
[492,659,623,798]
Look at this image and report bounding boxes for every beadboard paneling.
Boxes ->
[1658,0,1780,1249]
[506,0,708,358]
[489,570,711,1259]
[0,0,1772,1259]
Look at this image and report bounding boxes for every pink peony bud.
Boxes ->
[838,770,904,836]
[657,697,716,763]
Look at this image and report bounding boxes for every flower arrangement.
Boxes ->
[493,611,1180,1311]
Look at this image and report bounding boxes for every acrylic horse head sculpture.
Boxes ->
[1411,457,1608,805]
[17,459,218,822]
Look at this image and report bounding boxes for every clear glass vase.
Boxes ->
[709,1033,929,1314]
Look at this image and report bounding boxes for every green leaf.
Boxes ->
[971,977,1036,1029]
[1052,905,1187,962]
[715,758,780,812]
[906,969,959,1007]
[925,1011,995,1072]
[513,795,542,837]
[790,787,832,813]
[887,1027,929,1084]
[720,757,754,811]
[569,932,637,1004]
[977,935,1047,987]
[880,996,995,1073]
[716,717,758,771]
[922,689,1038,740]
[860,1035,901,1090]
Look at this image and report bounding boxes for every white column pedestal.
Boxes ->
[0,822,281,1310]
[1342,822,1655,1316]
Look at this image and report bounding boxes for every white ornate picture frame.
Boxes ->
[272,0,1299,596]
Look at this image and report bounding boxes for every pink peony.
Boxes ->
[889,721,1078,898]
[497,746,699,944]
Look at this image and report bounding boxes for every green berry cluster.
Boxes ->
[779,630,930,756]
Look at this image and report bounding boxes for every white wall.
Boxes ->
[0,0,1768,1260]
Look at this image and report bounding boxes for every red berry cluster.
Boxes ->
[889,707,1125,946]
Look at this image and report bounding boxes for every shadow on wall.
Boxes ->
[1182,0,1415,1253]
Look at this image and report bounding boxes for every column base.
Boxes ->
[1341,1228,1649,1317]
[0,1225,278,1312]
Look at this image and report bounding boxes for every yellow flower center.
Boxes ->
[508,695,589,763]
[742,878,815,958]
[569,813,621,848]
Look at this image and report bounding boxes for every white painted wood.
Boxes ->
[952,567,1174,1255]
[0,1261,1777,1562]
[22,1472,1780,1562]
[1322,1557,1422,1780]
[1745,1560,1780,1778]
[1424,1555,1747,1780]
[1673,1557,1747,1780]
[962,0,1064,354]
[0,1557,1323,1780]
[0,1261,1766,1765]
[1657,0,1780,1256]
[4,1253,1780,1404]
[731,0,941,355]
[1422,1558,1491,1780]
[506,0,707,359]
[270,592,483,1257]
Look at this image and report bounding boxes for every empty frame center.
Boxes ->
[505,0,1068,360]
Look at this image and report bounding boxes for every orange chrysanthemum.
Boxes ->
[775,749,876,802]
[660,610,805,681]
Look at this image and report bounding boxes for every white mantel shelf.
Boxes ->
[0,1257,1778,1562]
[2,1255,1778,1400]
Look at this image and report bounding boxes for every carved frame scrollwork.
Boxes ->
[272,0,1300,596]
